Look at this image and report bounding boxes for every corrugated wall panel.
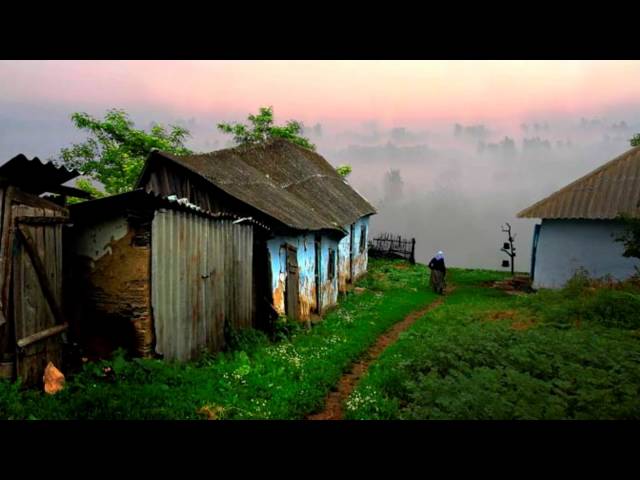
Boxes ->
[152,209,253,362]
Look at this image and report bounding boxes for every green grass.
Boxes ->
[0,258,438,420]
[344,269,640,420]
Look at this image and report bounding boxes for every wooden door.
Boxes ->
[284,244,300,321]
[11,202,68,385]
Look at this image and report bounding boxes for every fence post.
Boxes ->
[410,238,416,264]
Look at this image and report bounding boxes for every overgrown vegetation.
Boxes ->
[57,109,193,196]
[345,268,640,420]
[4,260,638,420]
[0,259,436,420]
[631,132,640,147]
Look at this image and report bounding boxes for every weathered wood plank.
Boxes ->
[10,189,68,212]
[17,323,68,349]
[0,186,15,327]
[15,216,71,226]
[15,224,67,326]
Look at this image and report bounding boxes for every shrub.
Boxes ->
[586,289,640,329]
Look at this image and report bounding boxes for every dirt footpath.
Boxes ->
[307,291,450,420]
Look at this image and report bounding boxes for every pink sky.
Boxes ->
[2,60,640,126]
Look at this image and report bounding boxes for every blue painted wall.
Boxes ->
[266,216,371,320]
[318,235,339,310]
[533,219,639,288]
[337,226,352,292]
[351,216,370,281]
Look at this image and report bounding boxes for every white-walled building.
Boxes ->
[518,146,640,288]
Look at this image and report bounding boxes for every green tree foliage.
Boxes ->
[336,165,352,178]
[631,133,640,147]
[58,109,192,196]
[218,106,353,178]
[615,214,640,273]
[217,106,316,151]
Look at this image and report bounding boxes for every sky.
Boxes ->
[1,60,639,269]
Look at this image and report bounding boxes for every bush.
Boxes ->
[586,289,640,329]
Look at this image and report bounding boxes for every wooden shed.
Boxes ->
[67,189,271,362]
[0,154,90,385]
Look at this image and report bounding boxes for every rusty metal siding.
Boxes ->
[518,146,640,219]
[152,209,253,362]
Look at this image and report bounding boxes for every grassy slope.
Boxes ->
[0,258,437,420]
[345,269,640,420]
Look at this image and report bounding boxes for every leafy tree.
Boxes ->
[615,214,640,274]
[217,106,316,151]
[218,106,352,178]
[57,109,192,196]
[631,133,640,147]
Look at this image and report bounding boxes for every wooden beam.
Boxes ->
[15,216,71,226]
[16,323,68,349]
[14,225,67,326]
[10,188,68,212]
[46,184,93,199]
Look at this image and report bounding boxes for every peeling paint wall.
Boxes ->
[69,215,153,358]
[319,235,339,311]
[351,216,370,281]
[337,227,351,293]
[267,234,317,320]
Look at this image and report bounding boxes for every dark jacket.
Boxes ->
[428,257,446,273]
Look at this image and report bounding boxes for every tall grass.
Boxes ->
[0,258,438,420]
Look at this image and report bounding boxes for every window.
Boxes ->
[328,248,336,280]
[359,225,367,253]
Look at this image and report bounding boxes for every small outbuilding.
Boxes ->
[0,154,90,384]
[518,145,640,288]
[68,190,267,361]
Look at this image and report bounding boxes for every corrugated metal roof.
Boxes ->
[138,138,376,232]
[517,145,640,219]
[0,154,80,193]
[69,189,271,230]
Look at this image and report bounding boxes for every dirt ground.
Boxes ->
[307,289,450,420]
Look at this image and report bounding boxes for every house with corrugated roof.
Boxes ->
[136,138,376,321]
[67,139,376,361]
[518,145,640,288]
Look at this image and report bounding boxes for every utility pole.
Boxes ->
[501,222,516,276]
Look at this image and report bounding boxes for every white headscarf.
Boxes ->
[435,251,444,260]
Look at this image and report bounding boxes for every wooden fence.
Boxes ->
[368,233,416,264]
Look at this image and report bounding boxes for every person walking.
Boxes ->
[428,250,446,294]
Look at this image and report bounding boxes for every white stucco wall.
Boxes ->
[533,219,639,289]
